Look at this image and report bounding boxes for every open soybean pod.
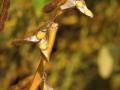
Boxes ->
[38,22,58,61]
[60,0,94,18]
[37,24,49,61]
[38,37,49,61]
[11,32,45,45]
[76,0,94,18]
[11,35,40,46]
[36,30,47,40]
[36,28,48,61]
[23,28,47,42]
[24,35,40,42]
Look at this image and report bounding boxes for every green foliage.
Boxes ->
[32,0,50,16]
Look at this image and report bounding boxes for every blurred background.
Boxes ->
[0,0,120,90]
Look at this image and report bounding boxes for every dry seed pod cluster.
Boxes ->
[20,22,59,61]
[12,0,94,90]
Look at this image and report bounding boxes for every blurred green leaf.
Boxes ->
[32,0,50,17]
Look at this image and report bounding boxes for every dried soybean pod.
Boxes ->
[76,0,94,18]
[48,22,58,59]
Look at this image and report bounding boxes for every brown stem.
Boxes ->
[0,0,10,31]
[43,0,66,13]
[29,57,45,90]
